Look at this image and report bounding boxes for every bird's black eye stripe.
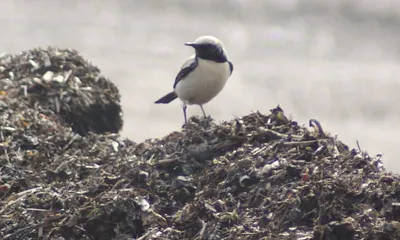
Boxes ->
[195,44,227,62]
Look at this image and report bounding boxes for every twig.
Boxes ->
[356,140,362,152]
[283,140,325,146]
[332,135,340,158]
[196,218,207,240]
[55,157,78,172]
[64,70,72,82]
[253,129,302,141]
[79,178,126,210]
[3,215,64,239]
[137,228,156,240]
[309,119,325,137]
[25,208,52,212]
[4,149,9,163]
[0,187,42,215]
[157,158,179,165]
[111,178,126,191]
[3,223,42,239]
[62,133,81,151]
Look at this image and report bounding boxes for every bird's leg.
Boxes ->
[199,105,211,128]
[200,105,207,119]
[182,104,188,128]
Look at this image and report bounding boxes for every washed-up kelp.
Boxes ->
[0,48,399,240]
[0,47,123,136]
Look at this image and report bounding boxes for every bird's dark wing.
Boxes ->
[173,57,198,89]
[228,61,234,76]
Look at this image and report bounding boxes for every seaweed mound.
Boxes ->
[0,47,123,136]
[1,48,400,240]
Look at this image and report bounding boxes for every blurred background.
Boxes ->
[1,0,399,171]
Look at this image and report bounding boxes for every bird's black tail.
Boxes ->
[155,92,178,104]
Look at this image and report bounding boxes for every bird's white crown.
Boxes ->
[191,35,225,49]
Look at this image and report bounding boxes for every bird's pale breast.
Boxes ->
[175,59,230,105]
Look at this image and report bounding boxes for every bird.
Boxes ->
[155,35,234,127]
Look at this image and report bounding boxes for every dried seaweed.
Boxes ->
[0,47,123,136]
[1,47,400,240]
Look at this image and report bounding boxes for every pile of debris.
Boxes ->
[0,48,399,240]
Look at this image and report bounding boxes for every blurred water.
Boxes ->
[1,0,400,171]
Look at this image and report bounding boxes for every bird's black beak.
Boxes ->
[185,42,198,48]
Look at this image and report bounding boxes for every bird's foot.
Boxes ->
[182,119,190,130]
[202,115,213,129]
[181,116,212,132]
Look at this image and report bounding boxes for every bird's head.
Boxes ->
[185,36,228,62]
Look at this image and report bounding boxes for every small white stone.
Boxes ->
[42,71,54,82]
[271,160,281,169]
[29,59,39,69]
[135,197,150,212]
[111,141,119,152]
[43,56,51,67]
[239,175,250,187]
[73,76,82,85]
[53,75,64,83]
[261,164,273,175]
[64,70,72,81]
[33,77,42,84]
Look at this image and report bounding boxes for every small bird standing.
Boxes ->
[155,35,234,127]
